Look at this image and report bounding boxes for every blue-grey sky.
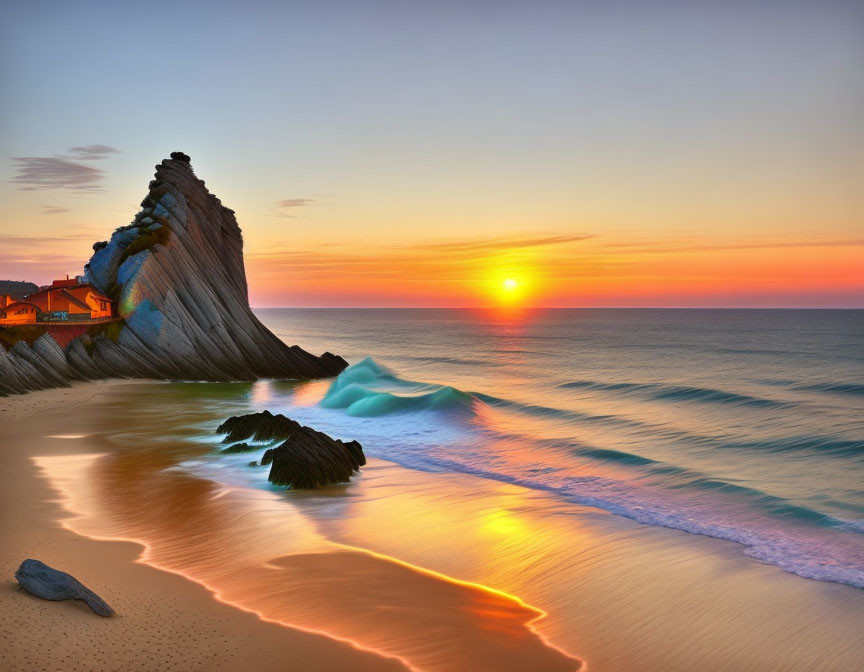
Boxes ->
[1,0,862,306]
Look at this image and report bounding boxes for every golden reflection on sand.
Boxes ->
[33,452,581,672]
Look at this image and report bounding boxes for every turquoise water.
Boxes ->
[207,308,863,588]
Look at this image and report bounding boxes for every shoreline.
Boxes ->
[0,382,410,672]
[1,380,581,672]
[5,378,864,671]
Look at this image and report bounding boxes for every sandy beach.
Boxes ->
[0,381,578,672]
[0,383,409,672]
[3,378,864,671]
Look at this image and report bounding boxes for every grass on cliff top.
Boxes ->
[0,325,47,351]
[118,224,171,266]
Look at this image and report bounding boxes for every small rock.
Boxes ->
[15,559,114,616]
[220,442,256,454]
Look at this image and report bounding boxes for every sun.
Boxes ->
[495,277,524,305]
[486,269,531,306]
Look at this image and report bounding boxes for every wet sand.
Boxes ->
[0,382,579,672]
[0,383,407,672]
[4,380,864,671]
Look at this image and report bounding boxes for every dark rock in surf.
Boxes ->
[220,442,257,454]
[267,433,365,489]
[216,411,365,488]
[217,410,298,444]
[15,559,114,617]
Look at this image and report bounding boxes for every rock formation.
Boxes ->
[0,153,347,395]
[216,411,366,488]
[15,559,114,617]
[218,409,299,443]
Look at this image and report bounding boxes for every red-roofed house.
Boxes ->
[21,280,114,321]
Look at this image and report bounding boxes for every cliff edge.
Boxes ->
[0,153,347,395]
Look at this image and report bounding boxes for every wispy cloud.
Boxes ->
[10,157,105,192]
[393,233,593,253]
[272,197,315,218]
[67,144,120,161]
[277,198,314,208]
[604,238,864,254]
[9,144,119,193]
[248,231,601,283]
[0,234,95,247]
[41,205,70,215]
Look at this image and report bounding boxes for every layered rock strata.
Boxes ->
[0,153,347,395]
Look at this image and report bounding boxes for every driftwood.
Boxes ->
[15,559,114,616]
[216,411,365,488]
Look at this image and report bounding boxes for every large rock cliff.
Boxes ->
[0,153,347,395]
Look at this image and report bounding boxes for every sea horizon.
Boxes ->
[254,306,864,310]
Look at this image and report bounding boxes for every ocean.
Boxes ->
[224,308,864,589]
[27,307,864,670]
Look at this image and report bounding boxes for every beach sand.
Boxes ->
[0,383,409,672]
[4,379,864,671]
[0,381,579,672]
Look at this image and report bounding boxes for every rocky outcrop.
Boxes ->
[220,442,257,454]
[0,153,347,395]
[15,559,114,616]
[217,409,299,443]
[216,411,366,488]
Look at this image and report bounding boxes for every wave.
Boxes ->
[558,379,789,408]
[395,355,496,368]
[795,382,864,397]
[320,357,474,416]
[725,436,864,460]
[372,440,864,589]
[309,358,864,588]
[321,358,649,429]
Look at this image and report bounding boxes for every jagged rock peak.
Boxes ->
[0,153,348,395]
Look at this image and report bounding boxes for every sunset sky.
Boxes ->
[1,0,862,307]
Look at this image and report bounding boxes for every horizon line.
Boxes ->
[250,305,864,310]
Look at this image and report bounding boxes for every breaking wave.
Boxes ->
[320,357,474,416]
[310,357,864,590]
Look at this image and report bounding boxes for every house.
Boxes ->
[64,285,113,319]
[0,301,39,325]
[22,280,114,322]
